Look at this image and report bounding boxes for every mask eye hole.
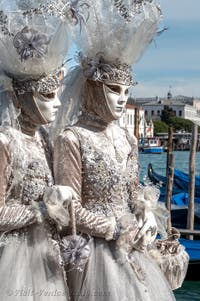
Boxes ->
[106,84,121,94]
[125,89,129,96]
[40,92,55,99]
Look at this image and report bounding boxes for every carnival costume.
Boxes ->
[0,1,86,300]
[53,1,184,300]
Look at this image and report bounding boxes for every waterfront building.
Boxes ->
[128,92,200,123]
[119,103,154,138]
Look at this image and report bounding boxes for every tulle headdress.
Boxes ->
[0,0,85,94]
[72,0,162,85]
[50,0,162,138]
[0,0,89,129]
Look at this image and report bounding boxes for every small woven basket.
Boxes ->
[149,229,189,290]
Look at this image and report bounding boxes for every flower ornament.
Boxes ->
[0,1,72,92]
[77,52,115,81]
[13,26,50,62]
[61,235,93,271]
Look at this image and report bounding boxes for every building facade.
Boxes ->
[128,92,200,123]
[119,104,154,138]
[143,101,198,121]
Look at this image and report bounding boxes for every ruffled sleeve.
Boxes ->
[53,129,116,240]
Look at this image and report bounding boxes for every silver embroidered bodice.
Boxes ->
[0,127,53,206]
[54,118,139,238]
[76,125,138,216]
[0,127,54,232]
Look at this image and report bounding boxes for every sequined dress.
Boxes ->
[54,114,176,301]
[0,127,69,301]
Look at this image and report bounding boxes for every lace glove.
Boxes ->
[43,185,76,229]
[115,213,139,254]
[0,205,37,231]
[132,210,158,252]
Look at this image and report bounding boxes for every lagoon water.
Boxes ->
[139,151,200,301]
[139,151,200,182]
[174,281,200,301]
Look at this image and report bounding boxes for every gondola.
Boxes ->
[148,163,200,199]
[147,163,200,280]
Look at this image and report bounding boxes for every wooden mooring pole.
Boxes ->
[166,127,173,176]
[134,107,139,141]
[166,154,175,234]
[187,123,198,240]
[166,127,175,235]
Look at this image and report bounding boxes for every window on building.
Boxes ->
[151,110,154,116]
[157,110,160,116]
[145,110,147,116]
[127,114,129,125]
[179,110,182,117]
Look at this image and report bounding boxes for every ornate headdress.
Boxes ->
[0,0,87,94]
[50,0,162,139]
[72,0,162,85]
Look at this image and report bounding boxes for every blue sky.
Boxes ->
[66,1,200,99]
[132,0,200,98]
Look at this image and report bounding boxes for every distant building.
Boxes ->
[145,119,154,138]
[119,103,154,138]
[128,92,200,123]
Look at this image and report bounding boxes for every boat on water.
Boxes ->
[139,137,164,154]
[147,163,200,199]
[147,163,200,229]
[147,163,200,280]
[180,238,200,281]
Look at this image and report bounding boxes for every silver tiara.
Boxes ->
[78,52,136,86]
[12,73,61,95]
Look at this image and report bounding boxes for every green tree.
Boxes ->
[161,105,174,124]
[169,117,193,132]
[153,120,168,135]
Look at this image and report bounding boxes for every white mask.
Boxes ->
[33,90,61,123]
[103,83,130,120]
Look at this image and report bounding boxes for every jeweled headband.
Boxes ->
[12,72,60,95]
[78,52,136,86]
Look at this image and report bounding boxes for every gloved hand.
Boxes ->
[43,185,77,229]
[132,210,157,252]
[116,213,139,254]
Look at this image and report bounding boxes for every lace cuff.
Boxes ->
[0,205,37,231]
[74,200,117,239]
[105,217,117,241]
